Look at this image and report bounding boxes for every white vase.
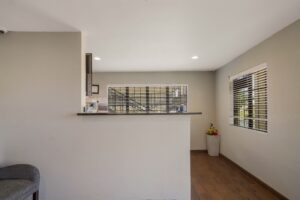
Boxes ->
[206,135,220,156]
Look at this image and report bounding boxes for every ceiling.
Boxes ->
[1,0,300,72]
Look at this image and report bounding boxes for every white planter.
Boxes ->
[206,135,220,156]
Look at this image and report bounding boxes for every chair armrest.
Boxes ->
[0,164,40,183]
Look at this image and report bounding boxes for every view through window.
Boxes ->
[231,65,268,132]
[108,85,187,113]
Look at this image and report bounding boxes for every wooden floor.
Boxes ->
[191,151,282,200]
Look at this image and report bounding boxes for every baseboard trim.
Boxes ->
[219,153,289,200]
[190,149,207,153]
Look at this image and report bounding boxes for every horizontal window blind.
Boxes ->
[232,65,268,132]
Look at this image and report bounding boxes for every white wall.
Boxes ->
[216,19,300,199]
[91,72,216,150]
[0,32,191,200]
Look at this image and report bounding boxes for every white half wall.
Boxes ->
[216,19,300,199]
[0,32,191,200]
[91,71,216,150]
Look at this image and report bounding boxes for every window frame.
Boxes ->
[106,84,189,113]
[229,63,268,133]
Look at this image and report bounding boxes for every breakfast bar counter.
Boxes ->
[76,113,201,200]
[77,112,202,116]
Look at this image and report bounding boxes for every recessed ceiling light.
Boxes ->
[94,57,101,61]
[191,56,199,60]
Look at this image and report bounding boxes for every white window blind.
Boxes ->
[230,64,268,132]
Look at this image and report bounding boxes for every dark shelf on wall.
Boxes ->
[77,112,202,116]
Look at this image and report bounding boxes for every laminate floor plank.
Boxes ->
[191,151,282,200]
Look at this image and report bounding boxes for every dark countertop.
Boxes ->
[77,112,202,116]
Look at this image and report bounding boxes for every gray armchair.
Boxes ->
[0,164,40,200]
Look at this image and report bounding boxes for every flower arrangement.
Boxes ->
[207,123,218,135]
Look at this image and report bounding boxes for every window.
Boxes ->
[230,64,268,132]
[108,85,187,113]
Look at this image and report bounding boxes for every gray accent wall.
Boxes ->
[216,19,300,199]
[0,32,192,200]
